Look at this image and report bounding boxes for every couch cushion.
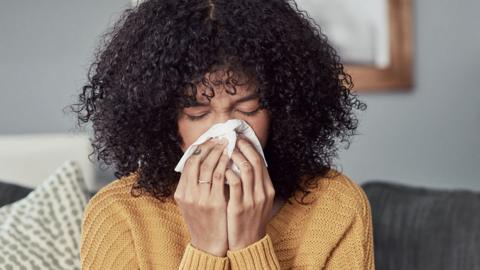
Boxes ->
[0,160,90,269]
[0,180,33,207]
[362,181,480,270]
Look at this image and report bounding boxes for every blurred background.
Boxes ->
[0,0,479,193]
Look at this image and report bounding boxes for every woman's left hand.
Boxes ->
[225,135,276,251]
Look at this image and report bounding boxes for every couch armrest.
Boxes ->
[0,179,33,207]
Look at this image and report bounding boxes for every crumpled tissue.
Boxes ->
[174,119,267,183]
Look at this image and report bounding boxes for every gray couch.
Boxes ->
[362,181,480,269]
[1,179,479,269]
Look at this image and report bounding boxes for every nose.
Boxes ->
[212,111,239,126]
[213,115,234,125]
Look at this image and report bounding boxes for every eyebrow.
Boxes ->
[189,93,259,107]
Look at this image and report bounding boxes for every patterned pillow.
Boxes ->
[0,160,90,270]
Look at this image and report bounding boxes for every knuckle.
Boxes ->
[199,200,221,212]
[255,194,266,204]
[252,157,262,166]
[197,200,209,210]
[221,153,230,160]
[213,171,224,182]
[232,206,244,216]
[242,163,252,172]
[201,140,212,146]
[200,162,211,172]
[239,137,249,145]
[229,178,241,186]
[244,201,254,209]
[208,140,220,148]
[183,197,195,206]
[267,188,275,199]
[214,145,224,154]
[185,157,196,167]
[236,140,244,148]
[173,192,183,202]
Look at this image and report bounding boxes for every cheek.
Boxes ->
[246,113,270,149]
[177,118,206,152]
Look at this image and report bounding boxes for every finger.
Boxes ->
[264,172,276,206]
[236,136,267,202]
[173,171,187,205]
[230,146,254,203]
[226,168,242,204]
[210,147,229,197]
[198,140,227,196]
[184,138,221,200]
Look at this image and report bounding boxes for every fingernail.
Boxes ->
[223,148,228,155]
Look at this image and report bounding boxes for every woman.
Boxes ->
[73,0,374,269]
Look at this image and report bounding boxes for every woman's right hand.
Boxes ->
[174,137,230,257]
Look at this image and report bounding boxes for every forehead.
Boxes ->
[190,69,258,104]
[195,83,256,101]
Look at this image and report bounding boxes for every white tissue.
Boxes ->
[174,119,268,183]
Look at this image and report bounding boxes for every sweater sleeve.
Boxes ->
[226,234,281,270]
[80,194,140,269]
[323,183,375,270]
[178,243,230,270]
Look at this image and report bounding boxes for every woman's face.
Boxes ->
[177,71,270,153]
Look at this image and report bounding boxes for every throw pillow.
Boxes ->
[0,160,90,270]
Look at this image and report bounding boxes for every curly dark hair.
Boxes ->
[66,0,366,204]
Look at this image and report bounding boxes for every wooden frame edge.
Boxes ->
[344,0,413,92]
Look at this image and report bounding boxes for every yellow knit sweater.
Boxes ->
[80,169,375,269]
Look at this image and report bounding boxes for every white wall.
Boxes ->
[338,0,480,191]
[0,0,129,134]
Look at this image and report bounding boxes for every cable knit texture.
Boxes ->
[80,169,375,269]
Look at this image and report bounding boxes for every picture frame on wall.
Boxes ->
[296,0,414,92]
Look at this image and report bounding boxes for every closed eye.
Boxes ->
[186,107,261,121]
